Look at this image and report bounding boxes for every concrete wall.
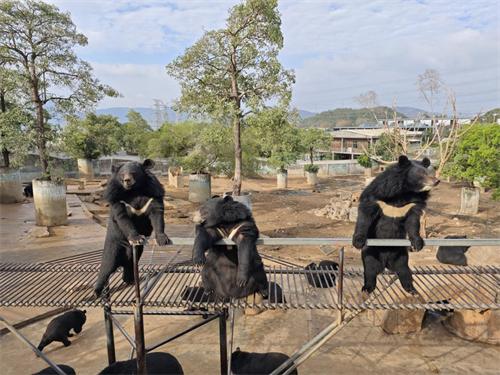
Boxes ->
[287,160,365,177]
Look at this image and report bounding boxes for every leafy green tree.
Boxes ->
[119,110,152,156]
[61,113,121,160]
[166,0,294,195]
[0,0,117,175]
[357,154,372,169]
[247,107,301,172]
[146,121,204,159]
[446,124,500,198]
[0,65,34,168]
[299,128,331,166]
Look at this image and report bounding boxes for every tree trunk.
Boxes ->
[310,147,314,165]
[232,114,242,196]
[2,149,10,169]
[0,92,9,168]
[230,49,242,196]
[29,61,49,175]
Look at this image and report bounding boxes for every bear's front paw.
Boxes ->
[410,236,424,251]
[128,234,146,246]
[193,254,206,266]
[155,233,171,246]
[353,234,367,249]
[236,272,249,287]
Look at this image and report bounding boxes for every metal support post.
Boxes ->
[103,305,116,365]
[132,245,147,374]
[337,247,345,323]
[219,309,228,375]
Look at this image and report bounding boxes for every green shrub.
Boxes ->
[304,164,319,173]
[357,154,372,168]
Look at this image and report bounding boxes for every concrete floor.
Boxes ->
[0,197,499,374]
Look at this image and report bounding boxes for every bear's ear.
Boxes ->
[422,157,431,168]
[223,195,233,202]
[398,155,410,167]
[143,159,155,170]
[82,310,87,314]
[111,165,118,173]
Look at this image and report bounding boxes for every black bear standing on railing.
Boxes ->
[353,155,439,294]
[192,195,268,299]
[94,159,170,297]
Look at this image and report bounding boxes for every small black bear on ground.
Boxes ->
[37,309,86,353]
[192,195,268,299]
[352,155,439,294]
[32,364,75,375]
[436,235,469,266]
[305,260,339,288]
[231,348,298,375]
[24,182,33,197]
[98,352,184,374]
[32,364,76,374]
[94,159,170,297]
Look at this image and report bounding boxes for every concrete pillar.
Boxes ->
[459,187,479,215]
[0,169,24,203]
[32,179,67,226]
[188,174,211,203]
[77,158,94,179]
[277,171,288,189]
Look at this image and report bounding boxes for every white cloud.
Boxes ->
[92,63,180,108]
[47,0,499,114]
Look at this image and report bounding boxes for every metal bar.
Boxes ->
[338,247,344,314]
[219,309,228,375]
[164,237,500,247]
[109,313,136,349]
[145,314,219,352]
[132,245,146,375]
[103,305,116,365]
[0,315,68,375]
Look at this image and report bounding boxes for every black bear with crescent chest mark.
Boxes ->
[94,159,170,297]
[352,155,439,294]
[192,195,268,299]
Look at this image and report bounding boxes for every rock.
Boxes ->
[381,295,426,334]
[30,226,50,238]
[348,207,358,222]
[444,309,500,345]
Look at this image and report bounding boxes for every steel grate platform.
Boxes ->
[0,262,498,311]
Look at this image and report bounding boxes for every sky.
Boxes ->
[48,0,500,114]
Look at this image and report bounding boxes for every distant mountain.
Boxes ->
[479,108,500,123]
[298,109,317,119]
[395,106,430,118]
[301,106,407,129]
[95,107,189,127]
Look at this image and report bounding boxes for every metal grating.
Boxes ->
[0,262,498,311]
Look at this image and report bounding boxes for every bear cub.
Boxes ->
[436,235,469,266]
[98,352,184,374]
[305,260,339,288]
[37,309,86,352]
[192,195,268,299]
[353,155,439,294]
[94,159,170,297]
[231,348,297,375]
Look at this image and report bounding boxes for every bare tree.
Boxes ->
[417,69,442,114]
[355,90,378,108]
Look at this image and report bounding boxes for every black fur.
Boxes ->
[436,235,469,266]
[193,196,268,299]
[32,365,75,375]
[95,160,170,297]
[24,182,33,197]
[305,260,339,288]
[37,310,86,352]
[231,348,297,375]
[99,352,184,374]
[181,282,285,304]
[352,156,439,294]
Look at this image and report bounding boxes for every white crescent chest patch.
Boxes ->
[120,198,154,216]
[376,200,416,218]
